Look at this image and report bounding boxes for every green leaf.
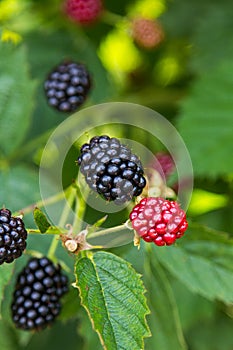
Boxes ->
[171,279,214,332]
[177,60,233,177]
[155,223,233,303]
[190,3,233,73]
[0,166,41,225]
[0,320,16,350]
[0,42,36,156]
[187,189,228,216]
[75,251,150,350]
[144,249,187,350]
[0,264,15,317]
[78,308,103,350]
[33,207,51,233]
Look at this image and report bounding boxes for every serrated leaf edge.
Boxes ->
[74,251,151,350]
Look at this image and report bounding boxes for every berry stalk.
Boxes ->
[47,186,77,261]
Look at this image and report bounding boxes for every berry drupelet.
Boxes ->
[44,61,91,112]
[11,257,69,331]
[130,197,188,246]
[0,208,27,265]
[77,135,147,205]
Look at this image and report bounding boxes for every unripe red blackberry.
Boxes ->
[11,257,69,331]
[130,197,188,246]
[0,208,27,265]
[132,18,164,50]
[44,61,91,112]
[77,135,147,205]
[64,0,103,25]
[150,152,175,179]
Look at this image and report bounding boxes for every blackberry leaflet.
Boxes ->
[0,208,27,265]
[44,61,91,112]
[77,135,147,204]
[11,257,69,331]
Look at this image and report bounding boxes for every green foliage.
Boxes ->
[144,252,187,350]
[0,264,15,316]
[189,2,233,73]
[177,60,233,177]
[155,224,233,303]
[75,251,150,349]
[0,42,36,156]
[33,208,51,233]
[0,166,41,219]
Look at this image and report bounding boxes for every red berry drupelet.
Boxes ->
[77,135,147,205]
[130,197,188,246]
[64,0,103,25]
[11,257,69,331]
[0,208,27,265]
[44,61,91,112]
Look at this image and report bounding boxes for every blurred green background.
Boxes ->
[0,0,233,349]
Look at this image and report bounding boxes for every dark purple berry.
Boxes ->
[77,136,146,204]
[11,257,68,331]
[0,209,27,265]
[44,61,91,113]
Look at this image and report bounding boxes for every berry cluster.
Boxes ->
[44,61,91,112]
[132,18,164,50]
[11,257,68,331]
[64,0,103,24]
[130,197,188,246]
[77,135,146,205]
[0,209,27,265]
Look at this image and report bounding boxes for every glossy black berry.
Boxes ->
[0,209,27,265]
[44,61,91,112]
[11,257,69,331]
[77,135,147,204]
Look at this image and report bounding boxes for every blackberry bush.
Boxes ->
[44,61,91,112]
[11,257,68,331]
[77,135,147,204]
[0,208,27,265]
[130,197,188,246]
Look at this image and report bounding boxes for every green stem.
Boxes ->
[9,129,53,162]
[47,186,76,260]
[87,221,132,240]
[72,185,87,234]
[101,10,125,26]
[14,189,67,216]
[27,228,67,235]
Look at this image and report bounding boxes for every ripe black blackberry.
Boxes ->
[44,61,91,112]
[11,257,69,331]
[0,208,27,265]
[77,135,147,204]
